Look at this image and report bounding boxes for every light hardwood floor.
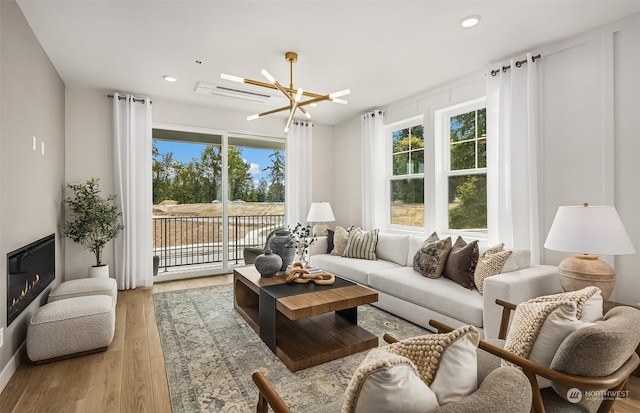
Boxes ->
[0,273,638,413]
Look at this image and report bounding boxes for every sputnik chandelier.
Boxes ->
[221,52,350,133]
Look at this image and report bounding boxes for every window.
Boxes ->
[385,100,487,235]
[389,123,424,228]
[440,101,487,234]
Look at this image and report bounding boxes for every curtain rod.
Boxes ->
[107,94,152,104]
[490,54,541,76]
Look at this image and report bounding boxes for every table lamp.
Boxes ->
[306,202,335,236]
[544,203,635,301]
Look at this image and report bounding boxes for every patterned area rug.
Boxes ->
[153,283,427,413]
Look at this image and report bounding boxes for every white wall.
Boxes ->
[333,13,640,305]
[0,0,65,383]
[64,90,336,278]
[539,14,640,304]
[64,87,114,280]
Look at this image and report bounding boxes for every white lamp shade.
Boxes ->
[306,202,335,223]
[544,205,635,255]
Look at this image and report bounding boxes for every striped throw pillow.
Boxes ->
[343,228,379,260]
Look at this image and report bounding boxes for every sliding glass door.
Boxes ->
[151,126,285,281]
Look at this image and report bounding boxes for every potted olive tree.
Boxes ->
[63,178,124,278]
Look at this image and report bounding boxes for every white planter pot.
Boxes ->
[89,264,109,278]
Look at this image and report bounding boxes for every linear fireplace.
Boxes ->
[7,234,55,326]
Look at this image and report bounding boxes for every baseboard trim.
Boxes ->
[0,342,25,393]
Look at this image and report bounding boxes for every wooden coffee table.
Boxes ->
[233,265,378,372]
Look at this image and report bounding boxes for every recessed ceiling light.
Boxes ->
[163,75,177,82]
[461,15,480,29]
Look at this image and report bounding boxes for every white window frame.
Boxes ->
[384,115,425,231]
[434,97,487,238]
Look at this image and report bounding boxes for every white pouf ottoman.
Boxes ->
[48,277,117,305]
[26,295,115,363]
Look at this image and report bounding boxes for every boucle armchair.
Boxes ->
[431,300,640,413]
[251,329,532,413]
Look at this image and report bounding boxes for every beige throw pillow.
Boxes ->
[331,226,349,256]
[473,247,512,294]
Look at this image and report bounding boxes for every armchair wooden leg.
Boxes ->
[252,371,291,413]
[522,369,545,413]
[257,393,269,413]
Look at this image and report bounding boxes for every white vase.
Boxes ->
[89,264,109,278]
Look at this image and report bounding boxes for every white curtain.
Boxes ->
[361,110,385,230]
[112,92,153,289]
[285,121,313,226]
[486,53,541,264]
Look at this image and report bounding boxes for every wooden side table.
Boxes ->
[604,300,640,378]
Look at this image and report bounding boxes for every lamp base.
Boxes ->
[558,254,615,301]
[312,222,329,237]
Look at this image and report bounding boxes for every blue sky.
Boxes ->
[154,140,275,183]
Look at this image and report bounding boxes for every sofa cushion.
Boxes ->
[343,228,379,260]
[413,237,452,279]
[376,233,410,266]
[369,267,484,327]
[406,234,430,267]
[443,237,479,289]
[310,254,401,285]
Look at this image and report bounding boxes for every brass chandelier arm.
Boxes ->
[253,95,336,119]
[240,77,327,99]
[254,104,294,118]
[271,81,310,117]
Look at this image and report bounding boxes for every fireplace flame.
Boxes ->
[10,273,42,309]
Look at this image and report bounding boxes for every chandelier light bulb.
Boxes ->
[247,113,261,121]
[163,75,177,82]
[261,69,276,84]
[329,89,350,99]
[220,73,244,83]
[295,88,303,102]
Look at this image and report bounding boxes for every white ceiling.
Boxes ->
[16,0,640,126]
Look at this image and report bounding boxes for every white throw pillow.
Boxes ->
[351,363,439,413]
[528,303,596,388]
[429,330,479,404]
[580,290,604,322]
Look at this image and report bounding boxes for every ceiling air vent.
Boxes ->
[195,81,271,103]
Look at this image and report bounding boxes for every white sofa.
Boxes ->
[309,232,562,339]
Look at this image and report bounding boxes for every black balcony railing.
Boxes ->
[152,214,285,272]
